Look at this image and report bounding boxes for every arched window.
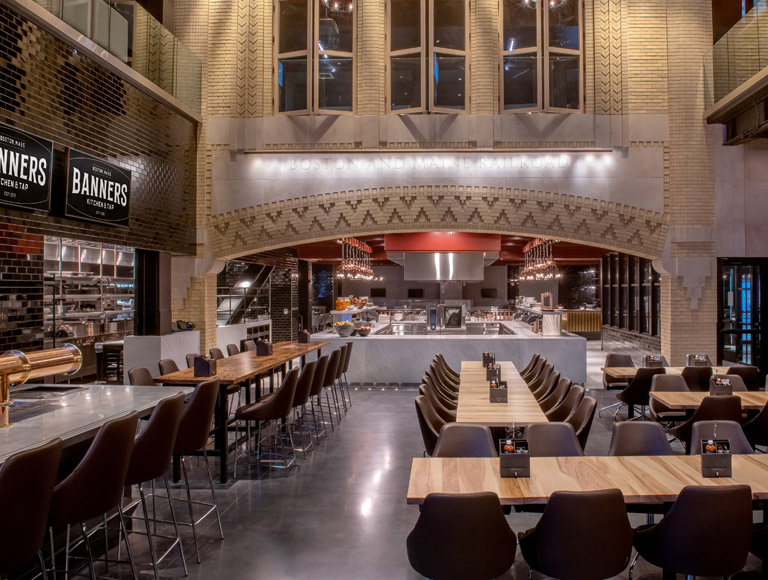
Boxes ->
[276,0,355,114]
[501,0,582,113]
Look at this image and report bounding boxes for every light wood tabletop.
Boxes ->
[602,366,729,380]
[154,341,329,385]
[455,360,548,427]
[406,454,768,505]
[649,390,768,410]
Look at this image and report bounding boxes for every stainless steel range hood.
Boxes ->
[387,252,498,282]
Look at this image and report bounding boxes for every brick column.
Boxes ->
[173,273,218,353]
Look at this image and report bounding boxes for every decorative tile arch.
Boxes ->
[209,185,669,260]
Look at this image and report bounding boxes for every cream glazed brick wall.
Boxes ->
[626,0,668,113]
[173,274,218,353]
[470,0,499,114]
[357,0,385,115]
[661,273,717,365]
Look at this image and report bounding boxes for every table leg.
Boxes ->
[300,354,306,367]
[172,455,181,483]
[627,404,635,420]
[215,384,229,484]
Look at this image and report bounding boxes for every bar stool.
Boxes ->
[0,439,62,580]
[128,367,155,386]
[340,341,354,409]
[226,344,239,356]
[122,392,187,580]
[47,411,140,580]
[308,354,330,439]
[158,359,180,375]
[289,359,317,458]
[171,378,224,563]
[334,343,350,415]
[321,349,343,424]
[235,367,300,475]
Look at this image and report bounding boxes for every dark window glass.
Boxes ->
[278,57,308,111]
[408,288,424,298]
[391,0,421,51]
[433,0,465,51]
[549,0,579,50]
[503,55,537,109]
[549,54,580,109]
[391,53,422,110]
[434,53,465,109]
[503,0,537,50]
[318,56,353,110]
[318,0,354,53]
[279,0,308,53]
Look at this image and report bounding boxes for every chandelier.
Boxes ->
[336,237,375,280]
[520,238,561,280]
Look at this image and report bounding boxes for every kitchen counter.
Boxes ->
[312,320,586,383]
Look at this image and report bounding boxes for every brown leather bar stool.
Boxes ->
[332,344,349,416]
[339,341,354,409]
[407,492,516,580]
[0,439,62,580]
[307,354,330,439]
[47,411,140,580]
[289,359,317,458]
[128,367,154,386]
[519,489,633,580]
[235,367,300,476]
[226,344,239,356]
[209,348,225,360]
[321,349,343,423]
[122,392,187,580]
[158,358,180,375]
[171,378,224,563]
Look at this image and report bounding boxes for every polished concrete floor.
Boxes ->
[104,342,763,579]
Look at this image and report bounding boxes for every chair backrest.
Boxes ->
[406,492,516,580]
[621,367,666,405]
[433,423,496,458]
[545,385,585,422]
[643,354,668,367]
[681,365,713,391]
[635,485,752,576]
[726,365,760,391]
[539,377,572,413]
[436,353,459,378]
[710,374,747,391]
[674,395,743,451]
[520,353,540,376]
[523,357,546,384]
[334,343,349,380]
[415,396,440,456]
[226,343,240,356]
[292,359,317,408]
[243,339,257,352]
[0,439,62,575]
[128,366,154,386]
[158,358,180,376]
[686,353,713,367]
[323,349,342,388]
[309,354,330,398]
[604,353,634,387]
[209,347,225,360]
[609,422,673,456]
[48,411,139,527]
[423,373,457,409]
[125,392,186,485]
[651,374,689,392]
[743,401,768,448]
[419,384,456,424]
[690,420,752,454]
[527,422,584,457]
[432,361,459,389]
[566,396,597,451]
[341,341,353,373]
[173,378,221,455]
[533,369,560,401]
[521,489,633,580]
[528,363,554,392]
[185,353,198,368]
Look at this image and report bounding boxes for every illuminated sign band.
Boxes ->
[0,123,53,212]
[65,149,131,227]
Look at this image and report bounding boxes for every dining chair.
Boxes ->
[649,374,689,425]
[608,421,672,456]
[527,422,583,457]
[726,364,760,391]
[599,353,634,417]
[615,367,666,421]
[742,401,768,449]
[128,366,154,386]
[433,423,496,458]
[545,385,585,422]
[532,369,560,402]
[681,365,712,391]
[538,377,572,414]
[209,348,225,361]
[158,358,180,376]
[226,344,240,356]
[670,395,743,452]
[689,420,752,454]
[418,383,457,423]
[414,395,443,456]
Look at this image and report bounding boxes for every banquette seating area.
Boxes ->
[408,352,768,579]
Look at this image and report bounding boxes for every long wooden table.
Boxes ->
[455,361,548,427]
[406,455,768,505]
[650,390,768,410]
[154,341,329,482]
[602,366,729,380]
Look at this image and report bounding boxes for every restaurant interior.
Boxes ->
[1,0,768,578]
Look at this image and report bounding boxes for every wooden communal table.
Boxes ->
[455,361,548,427]
[650,390,768,411]
[155,341,328,483]
[406,454,768,505]
[601,366,729,380]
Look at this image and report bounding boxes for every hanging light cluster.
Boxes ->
[336,237,375,280]
[521,238,561,280]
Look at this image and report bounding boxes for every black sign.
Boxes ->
[0,123,53,211]
[66,149,131,226]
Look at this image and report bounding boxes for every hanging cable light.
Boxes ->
[520,238,560,280]
[336,237,374,280]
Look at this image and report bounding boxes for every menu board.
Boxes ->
[0,123,53,211]
[65,149,131,226]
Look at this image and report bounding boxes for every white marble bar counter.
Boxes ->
[312,321,587,384]
[0,384,193,464]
